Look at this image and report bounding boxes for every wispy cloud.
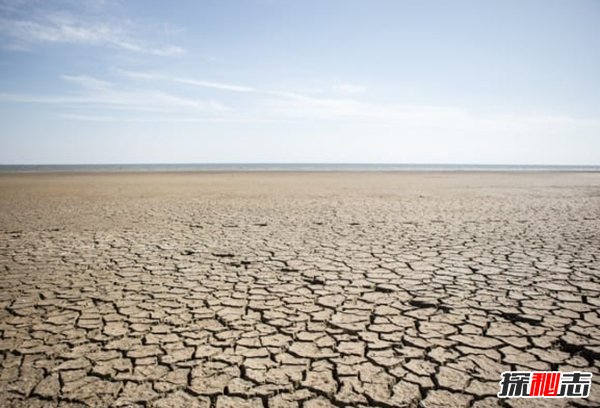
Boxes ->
[59,113,285,123]
[0,6,184,55]
[0,90,224,111]
[118,70,328,101]
[0,75,227,112]
[259,94,600,132]
[333,83,367,94]
[2,70,598,136]
[61,74,113,90]
[119,71,256,92]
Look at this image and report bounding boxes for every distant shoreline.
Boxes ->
[1,163,599,173]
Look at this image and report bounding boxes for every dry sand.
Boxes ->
[0,172,599,407]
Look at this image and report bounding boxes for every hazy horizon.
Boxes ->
[1,0,599,165]
[0,162,600,170]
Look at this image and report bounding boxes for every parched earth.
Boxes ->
[0,172,599,408]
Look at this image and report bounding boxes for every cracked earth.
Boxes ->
[0,172,599,408]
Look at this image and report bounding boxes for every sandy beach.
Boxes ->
[0,171,599,407]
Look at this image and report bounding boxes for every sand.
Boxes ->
[0,171,599,407]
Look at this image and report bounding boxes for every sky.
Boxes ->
[0,0,599,165]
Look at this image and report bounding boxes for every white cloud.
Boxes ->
[0,74,228,112]
[61,74,113,90]
[259,93,600,133]
[119,71,256,93]
[0,90,225,111]
[0,10,184,55]
[333,83,367,94]
[2,70,598,140]
[58,113,285,123]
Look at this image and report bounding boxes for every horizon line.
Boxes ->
[1,162,599,166]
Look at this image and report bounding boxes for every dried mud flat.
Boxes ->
[0,172,599,408]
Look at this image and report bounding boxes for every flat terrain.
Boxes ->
[0,172,599,407]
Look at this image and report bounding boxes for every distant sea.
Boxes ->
[1,163,599,172]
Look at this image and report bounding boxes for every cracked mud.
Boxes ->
[0,172,599,407]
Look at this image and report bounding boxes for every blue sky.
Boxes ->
[0,0,599,164]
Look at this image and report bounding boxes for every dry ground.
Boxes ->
[0,172,599,407]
